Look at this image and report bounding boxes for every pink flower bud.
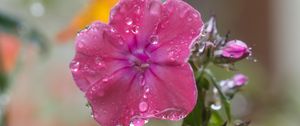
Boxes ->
[222,40,250,59]
[232,74,248,86]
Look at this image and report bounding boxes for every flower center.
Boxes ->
[130,49,150,72]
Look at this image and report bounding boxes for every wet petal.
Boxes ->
[148,0,203,64]
[109,0,162,47]
[86,69,145,126]
[70,53,131,92]
[144,63,197,120]
[72,22,131,91]
[75,21,128,56]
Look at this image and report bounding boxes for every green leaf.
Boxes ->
[209,111,224,126]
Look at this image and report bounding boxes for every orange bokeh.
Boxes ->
[57,0,118,42]
[0,32,21,73]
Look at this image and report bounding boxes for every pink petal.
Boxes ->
[75,22,128,56]
[109,0,162,48]
[71,22,130,91]
[144,64,197,120]
[86,69,145,126]
[148,0,203,65]
[70,53,131,92]
[86,63,197,126]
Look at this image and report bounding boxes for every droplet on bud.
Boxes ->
[211,103,222,110]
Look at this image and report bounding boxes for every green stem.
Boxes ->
[204,70,232,124]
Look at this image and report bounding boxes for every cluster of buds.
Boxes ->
[190,17,251,121]
[191,16,251,70]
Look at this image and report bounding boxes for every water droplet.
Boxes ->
[134,5,141,15]
[149,35,159,45]
[110,28,116,33]
[211,104,222,110]
[192,12,199,18]
[139,101,148,112]
[145,87,150,93]
[126,18,133,25]
[190,29,196,35]
[102,77,109,83]
[149,1,161,15]
[71,61,80,72]
[131,26,139,34]
[95,57,105,67]
[92,86,97,91]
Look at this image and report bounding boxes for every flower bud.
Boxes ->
[213,40,250,64]
[222,40,250,59]
[232,74,248,87]
[219,74,249,99]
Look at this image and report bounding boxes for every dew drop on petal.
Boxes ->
[102,77,109,83]
[131,26,139,34]
[149,1,161,15]
[192,12,199,18]
[150,35,159,45]
[145,87,150,93]
[95,57,104,67]
[110,27,116,33]
[139,101,148,112]
[126,18,133,25]
[71,61,80,72]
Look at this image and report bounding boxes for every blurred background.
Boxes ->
[0,0,298,125]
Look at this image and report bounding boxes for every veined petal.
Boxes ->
[75,22,128,56]
[148,0,203,65]
[71,22,131,91]
[144,63,197,120]
[109,0,162,48]
[86,69,144,126]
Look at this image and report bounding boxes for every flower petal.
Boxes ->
[148,0,203,65]
[109,0,162,48]
[86,69,144,126]
[143,63,197,120]
[71,22,131,91]
[75,22,128,56]
[85,63,197,126]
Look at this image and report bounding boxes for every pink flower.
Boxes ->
[70,0,203,125]
[221,40,250,59]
